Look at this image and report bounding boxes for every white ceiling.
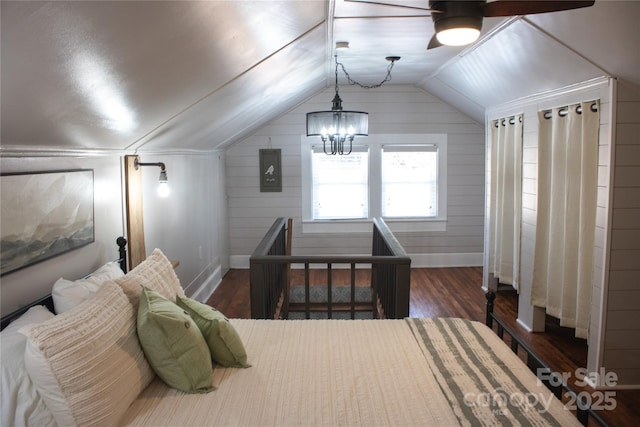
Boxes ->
[1,1,639,154]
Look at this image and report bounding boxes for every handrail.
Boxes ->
[372,217,408,257]
[251,217,288,258]
[249,218,411,319]
[251,255,408,264]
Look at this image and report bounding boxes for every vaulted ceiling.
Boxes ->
[1,1,639,154]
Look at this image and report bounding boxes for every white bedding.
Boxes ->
[6,249,580,426]
[121,318,580,426]
[122,319,455,426]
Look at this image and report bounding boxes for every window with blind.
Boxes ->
[301,134,447,233]
[311,148,369,219]
[381,145,438,218]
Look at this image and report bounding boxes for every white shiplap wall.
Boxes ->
[603,79,640,387]
[225,85,485,267]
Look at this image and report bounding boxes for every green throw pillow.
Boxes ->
[137,287,214,393]
[176,296,250,368]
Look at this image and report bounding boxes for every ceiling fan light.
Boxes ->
[430,2,483,47]
[436,27,480,46]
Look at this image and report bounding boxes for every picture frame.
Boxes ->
[0,169,95,276]
[259,149,282,192]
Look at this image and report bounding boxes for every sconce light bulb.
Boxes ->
[158,169,169,197]
[157,181,170,198]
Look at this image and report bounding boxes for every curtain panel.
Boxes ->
[531,101,600,339]
[488,115,523,291]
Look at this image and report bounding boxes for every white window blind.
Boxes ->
[311,146,369,219]
[381,145,438,218]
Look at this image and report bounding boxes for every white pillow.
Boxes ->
[24,281,155,426]
[52,261,125,313]
[1,305,56,427]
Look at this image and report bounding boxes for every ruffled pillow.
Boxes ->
[23,281,155,426]
[116,249,185,310]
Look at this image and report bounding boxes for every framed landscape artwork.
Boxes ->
[0,169,95,276]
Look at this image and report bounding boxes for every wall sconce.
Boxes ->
[123,154,171,269]
[134,158,170,197]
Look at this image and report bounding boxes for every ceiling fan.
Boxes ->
[346,0,595,49]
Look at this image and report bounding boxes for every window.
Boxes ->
[312,148,369,219]
[381,146,438,218]
[302,134,447,233]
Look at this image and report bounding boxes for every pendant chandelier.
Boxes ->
[306,53,399,155]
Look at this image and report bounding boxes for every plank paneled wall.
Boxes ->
[604,79,640,386]
[225,85,485,266]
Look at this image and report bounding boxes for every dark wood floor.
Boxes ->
[208,267,640,426]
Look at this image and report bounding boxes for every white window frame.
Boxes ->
[301,134,447,234]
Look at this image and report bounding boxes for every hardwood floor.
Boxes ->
[208,267,640,426]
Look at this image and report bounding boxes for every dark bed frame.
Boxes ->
[0,235,607,426]
[485,291,608,427]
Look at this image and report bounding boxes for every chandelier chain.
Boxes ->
[335,56,397,89]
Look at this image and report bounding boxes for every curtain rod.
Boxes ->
[543,101,599,120]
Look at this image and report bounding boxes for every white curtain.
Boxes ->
[531,101,600,339]
[488,115,523,291]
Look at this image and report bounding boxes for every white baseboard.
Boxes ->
[230,255,250,269]
[230,252,483,269]
[583,375,640,390]
[185,263,223,302]
[516,317,533,332]
[409,253,483,268]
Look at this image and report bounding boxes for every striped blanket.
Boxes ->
[406,317,580,426]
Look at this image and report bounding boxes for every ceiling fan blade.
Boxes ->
[427,34,442,49]
[482,1,595,17]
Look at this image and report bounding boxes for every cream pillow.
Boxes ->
[23,281,155,427]
[116,248,185,309]
[52,261,125,313]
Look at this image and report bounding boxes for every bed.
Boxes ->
[1,235,591,426]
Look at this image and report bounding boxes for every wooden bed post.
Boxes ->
[116,236,128,273]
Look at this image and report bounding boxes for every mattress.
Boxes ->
[121,318,579,426]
